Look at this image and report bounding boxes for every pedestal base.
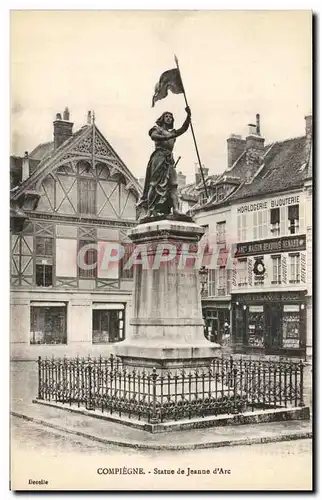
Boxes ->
[113,339,222,369]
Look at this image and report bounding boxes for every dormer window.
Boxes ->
[199,191,207,205]
[217,185,225,201]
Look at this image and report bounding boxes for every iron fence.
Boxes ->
[37,355,304,423]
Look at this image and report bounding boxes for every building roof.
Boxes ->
[10,156,41,188]
[10,123,142,201]
[29,141,54,162]
[179,182,198,202]
[193,133,310,214]
[228,136,307,202]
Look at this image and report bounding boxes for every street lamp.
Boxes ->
[199,266,208,297]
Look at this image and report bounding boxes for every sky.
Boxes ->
[10,10,312,183]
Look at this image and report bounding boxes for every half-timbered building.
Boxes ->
[10,109,142,360]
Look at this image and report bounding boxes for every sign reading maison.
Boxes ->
[236,195,300,214]
[236,234,306,257]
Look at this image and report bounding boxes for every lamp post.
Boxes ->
[199,266,208,297]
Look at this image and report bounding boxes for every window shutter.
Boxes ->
[56,238,77,277]
[299,200,305,234]
[300,252,306,283]
[262,209,268,238]
[280,206,287,236]
[281,255,287,284]
[247,257,253,287]
[232,265,237,288]
[253,212,257,239]
[237,215,241,242]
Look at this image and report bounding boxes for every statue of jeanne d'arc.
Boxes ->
[137,106,191,218]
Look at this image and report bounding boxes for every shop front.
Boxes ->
[231,291,307,357]
[202,301,231,344]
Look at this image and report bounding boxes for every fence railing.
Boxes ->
[37,355,304,424]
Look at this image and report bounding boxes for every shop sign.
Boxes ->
[233,291,303,303]
[236,235,306,257]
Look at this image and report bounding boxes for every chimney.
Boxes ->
[22,151,29,182]
[227,134,246,168]
[246,114,265,152]
[177,171,187,188]
[53,108,74,149]
[195,166,209,185]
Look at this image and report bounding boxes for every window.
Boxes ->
[36,237,53,256]
[78,178,96,214]
[35,236,53,287]
[216,221,226,244]
[92,306,125,343]
[270,208,280,235]
[217,267,226,295]
[247,305,265,347]
[288,204,299,235]
[36,265,53,287]
[30,305,67,344]
[208,269,216,297]
[282,305,300,349]
[120,243,134,279]
[78,240,97,278]
[237,258,247,287]
[237,214,247,242]
[271,255,281,284]
[253,210,268,239]
[199,191,207,205]
[289,253,300,283]
[217,186,225,202]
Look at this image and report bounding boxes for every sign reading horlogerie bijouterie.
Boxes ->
[236,195,300,214]
[236,234,306,257]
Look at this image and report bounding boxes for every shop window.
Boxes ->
[271,255,281,284]
[216,221,226,245]
[92,306,125,343]
[247,305,265,347]
[288,205,299,235]
[289,253,300,283]
[270,208,280,235]
[78,240,97,278]
[78,178,96,214]
[282,305,300,348]
[30,305,67,344]
[237,258,247,287]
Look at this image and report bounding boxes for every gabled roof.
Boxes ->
[11,123,142,201]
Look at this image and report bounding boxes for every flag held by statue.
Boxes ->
[152,68,184,107]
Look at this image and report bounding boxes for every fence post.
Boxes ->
[37,356,43,400]
[86,361,94,411]
[299,360,305,407]
[150,367,160,424]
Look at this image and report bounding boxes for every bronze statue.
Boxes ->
[138,107,191,218]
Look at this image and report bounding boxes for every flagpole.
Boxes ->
[174,55,209,198]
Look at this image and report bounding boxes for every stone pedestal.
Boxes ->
[113,217,221,369]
